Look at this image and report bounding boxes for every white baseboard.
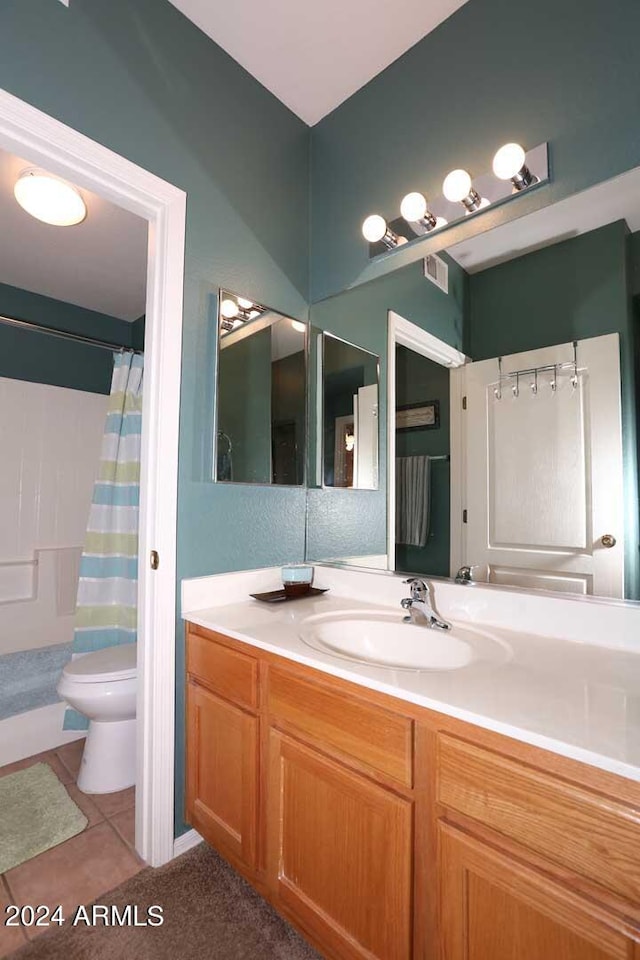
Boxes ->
[0,702,85,767]
[173,828,203,859]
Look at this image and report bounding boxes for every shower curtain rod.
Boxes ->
[0,313,143,355]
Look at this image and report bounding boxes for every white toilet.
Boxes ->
[57,643,137,795]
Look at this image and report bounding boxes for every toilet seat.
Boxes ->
[62,643,137,683]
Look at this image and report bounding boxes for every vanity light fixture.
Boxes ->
[291,319,306,333]
[220,298,239,320]
[220,294,268,331]
[442,169,489,213]
[362,141,547,259]
[400,192,448,231]
[361,214,407,250]
[14,169,87,226]
[492,142,537,190]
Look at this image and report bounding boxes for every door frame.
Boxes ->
[387,311,466,572]
[0,88,186,867]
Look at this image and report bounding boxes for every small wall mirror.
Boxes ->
[215,290,306,485]
[321,333,379,489]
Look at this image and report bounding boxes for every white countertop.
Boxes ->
[182,566,640,783]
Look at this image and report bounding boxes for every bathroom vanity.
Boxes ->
[183,567,640,960]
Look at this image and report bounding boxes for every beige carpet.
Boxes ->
[10,843,323,960]
[0,762,88,874]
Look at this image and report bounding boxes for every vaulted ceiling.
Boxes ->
[168,0,471,125]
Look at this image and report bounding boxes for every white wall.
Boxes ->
[0,377,108,655]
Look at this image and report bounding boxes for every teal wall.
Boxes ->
[309,0,640,301]
[0,0,309,836]
[467,222,631,359]
[628,231,640,298]
[395,348,450,578]
[131,315,145,352]
[467,221,639,598]
[0,281,133,393]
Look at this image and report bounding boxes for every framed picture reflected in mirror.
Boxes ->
[396,400,440,431]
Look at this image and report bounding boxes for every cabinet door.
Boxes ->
[439,823,639,960]
[186,679,258,872]
[268,730,413,960]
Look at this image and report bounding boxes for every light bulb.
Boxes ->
[220,298,239,319]
[400,192,428,222]
[442,169,472,203]
[14,170,86,226]
[493,143,526,180]
[237,297,253,309]
[291,320,306,333]
[362,214,387,243]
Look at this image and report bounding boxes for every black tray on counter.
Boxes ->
[250,587,329,603]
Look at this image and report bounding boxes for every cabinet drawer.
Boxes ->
[187,628,258,711]
[268,667,413,787]
[437,734,640,904]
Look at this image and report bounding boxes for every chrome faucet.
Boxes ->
[455,565,473,585]
[400,578,451,631]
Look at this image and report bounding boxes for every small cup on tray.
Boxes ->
[281,564,314,598]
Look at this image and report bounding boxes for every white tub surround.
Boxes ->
[182,565,640,783]
[0,703,85,767]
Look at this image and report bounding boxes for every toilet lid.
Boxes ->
[63,643,137,683]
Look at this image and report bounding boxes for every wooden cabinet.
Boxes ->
[185,630,261,876]
[439,824,639,960]
[185,623,640,960]
[436,733,640,905]
[186,679,259,872]
[268,666,414,788]
[268,730,413,960]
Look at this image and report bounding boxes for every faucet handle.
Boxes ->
[403,577,427,600]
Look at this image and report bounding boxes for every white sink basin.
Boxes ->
[299,610,510,671]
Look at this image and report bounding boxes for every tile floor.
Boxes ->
[0,740,144,957]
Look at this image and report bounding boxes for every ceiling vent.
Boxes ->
[423,254,448,294]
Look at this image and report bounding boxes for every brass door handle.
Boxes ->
[600,534,616,548]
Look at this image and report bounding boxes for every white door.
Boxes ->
[461,334,624,597]
[354,383,378,489]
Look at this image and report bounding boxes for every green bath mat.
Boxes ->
[0,762,88,873]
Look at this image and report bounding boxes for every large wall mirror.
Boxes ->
[215,290,306,485]
[305,165,640,602]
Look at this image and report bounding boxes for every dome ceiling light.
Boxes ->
[14,169,87,227]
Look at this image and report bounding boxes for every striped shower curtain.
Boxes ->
[64,352,143,730]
